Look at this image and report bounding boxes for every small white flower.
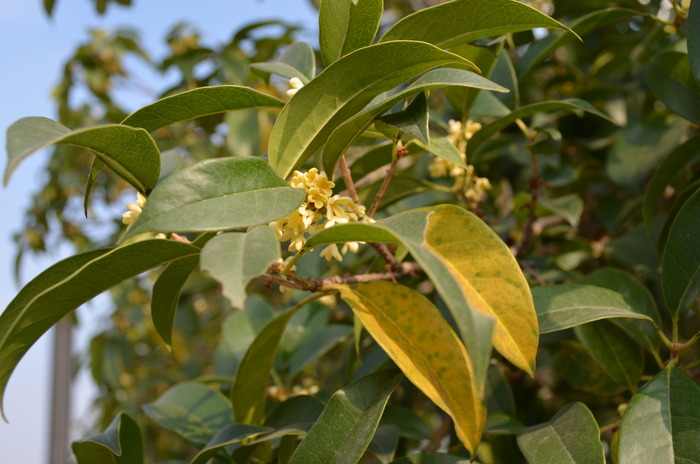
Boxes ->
[286,77,305,97]
[121,192,147,225]
[320,244,343,262]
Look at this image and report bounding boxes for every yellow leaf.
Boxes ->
[331,281,486,454]
[424,205,538,374]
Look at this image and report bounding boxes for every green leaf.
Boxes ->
[380,405,432,441]
[390,454,471,464]
[579,268,661,356]
[322,68,507,175]
[379,0,576,48]
[43,0,56,16]
[288,324,353,377]
[151,255,198,348]
[121,85,284,132]
[332,282,485,454]
[618,368,700,464]
[689,0,700,83]
[264,395,325,434]
[0,240,198,420]
[516,8,642,80]
[643,134,700,233]
[123,157,305,239]
[532,284,658,334]
[574,321,643,391]
[662,188,700,319]
[5,117,160,194]
[319,0,383,66]
[517,402,604,464]
[369,424,400,463]
[556,341,625,396]
[250,42,316,83]
[538,195,583,227]
[377,92,430,145]
[268,40,477,178]
[412,137,468,171]
[288,369,402,464]
[72,412,143,464]
[190,424,271,464]
[232,306,301,426]
[467,99,613,158]
[142,383,234,446]
[84,157,105,217]
[647,51,700,125]
[200,227,280,309]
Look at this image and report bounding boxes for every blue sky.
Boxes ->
[0,1,316,462]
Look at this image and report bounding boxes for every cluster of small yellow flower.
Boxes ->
[121,192,166,238]
[269,168,372,262]
[428,119,492,202]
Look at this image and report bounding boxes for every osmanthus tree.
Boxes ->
[3,0,700,462]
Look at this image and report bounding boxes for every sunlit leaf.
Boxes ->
[121,86,283,132]
[517,402,604,464]
[332,282,485,454]
[123,157,305,239]
[151,255,198,348]
[268,40,476,178]
[322,68,507,175]
[380,0,576,48]
[319,0,383,65]
[0,240,198,420]
[288,369,402,464]
[377,92,430,145]
[5,117,160,194]
[191,424,271,464]
[412,137,468,171]
[617,368,700,463]
[250,42,316,83]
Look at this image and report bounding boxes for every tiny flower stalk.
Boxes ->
[270,168,373,267]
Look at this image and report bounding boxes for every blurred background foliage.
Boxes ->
[14,0,700,462]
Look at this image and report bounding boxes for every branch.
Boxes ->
[339,156,361,205]
[368,142,406,217]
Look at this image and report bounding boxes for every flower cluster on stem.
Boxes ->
[269,168,372,262]
[428,119,492,202]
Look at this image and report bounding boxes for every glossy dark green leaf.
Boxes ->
[265,395,325,432]
[517,402,604,464]
[250,42,316,83]
[647,51,700,124]
[556,341,625,395]
[322,68,507,175]
[580,268,661,356]
[121,86,283,132]
[517,8,642,79]
[142,383,233,446]
[380,0,575,48]
[390,455,471,464]
[122,157,305,239]
[377,92,430,145]
[369,424,400,463]
[72,412,143,464]
[380,405,432,441]
[574,320,643,391]
[288,369,402,464]
[151,256,198,348]
[662,188,700,319]
[319,0,383,66]
[0,240,198,420]
[200,227,280,309]
[618,368,700,463]
[489,50,519,109]
[268,40,476,178]
[466,99,613,158]
[532,284,657,334]
[689,0,700,83]
[643,134,700,233]
[190,423,271,464]
[5,117,160,194]
[232,306,301,426]
[288,324,353,377]
[412,137,468,171]
[443,41,503,116]
[485,364,516,417]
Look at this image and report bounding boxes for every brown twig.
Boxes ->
[261,261,423,292]
[513,152,545,257]
[339,156,361,205]
[368,143,406,217]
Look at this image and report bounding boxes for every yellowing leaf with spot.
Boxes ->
[331,281,485,454]
[424,205,538,374]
